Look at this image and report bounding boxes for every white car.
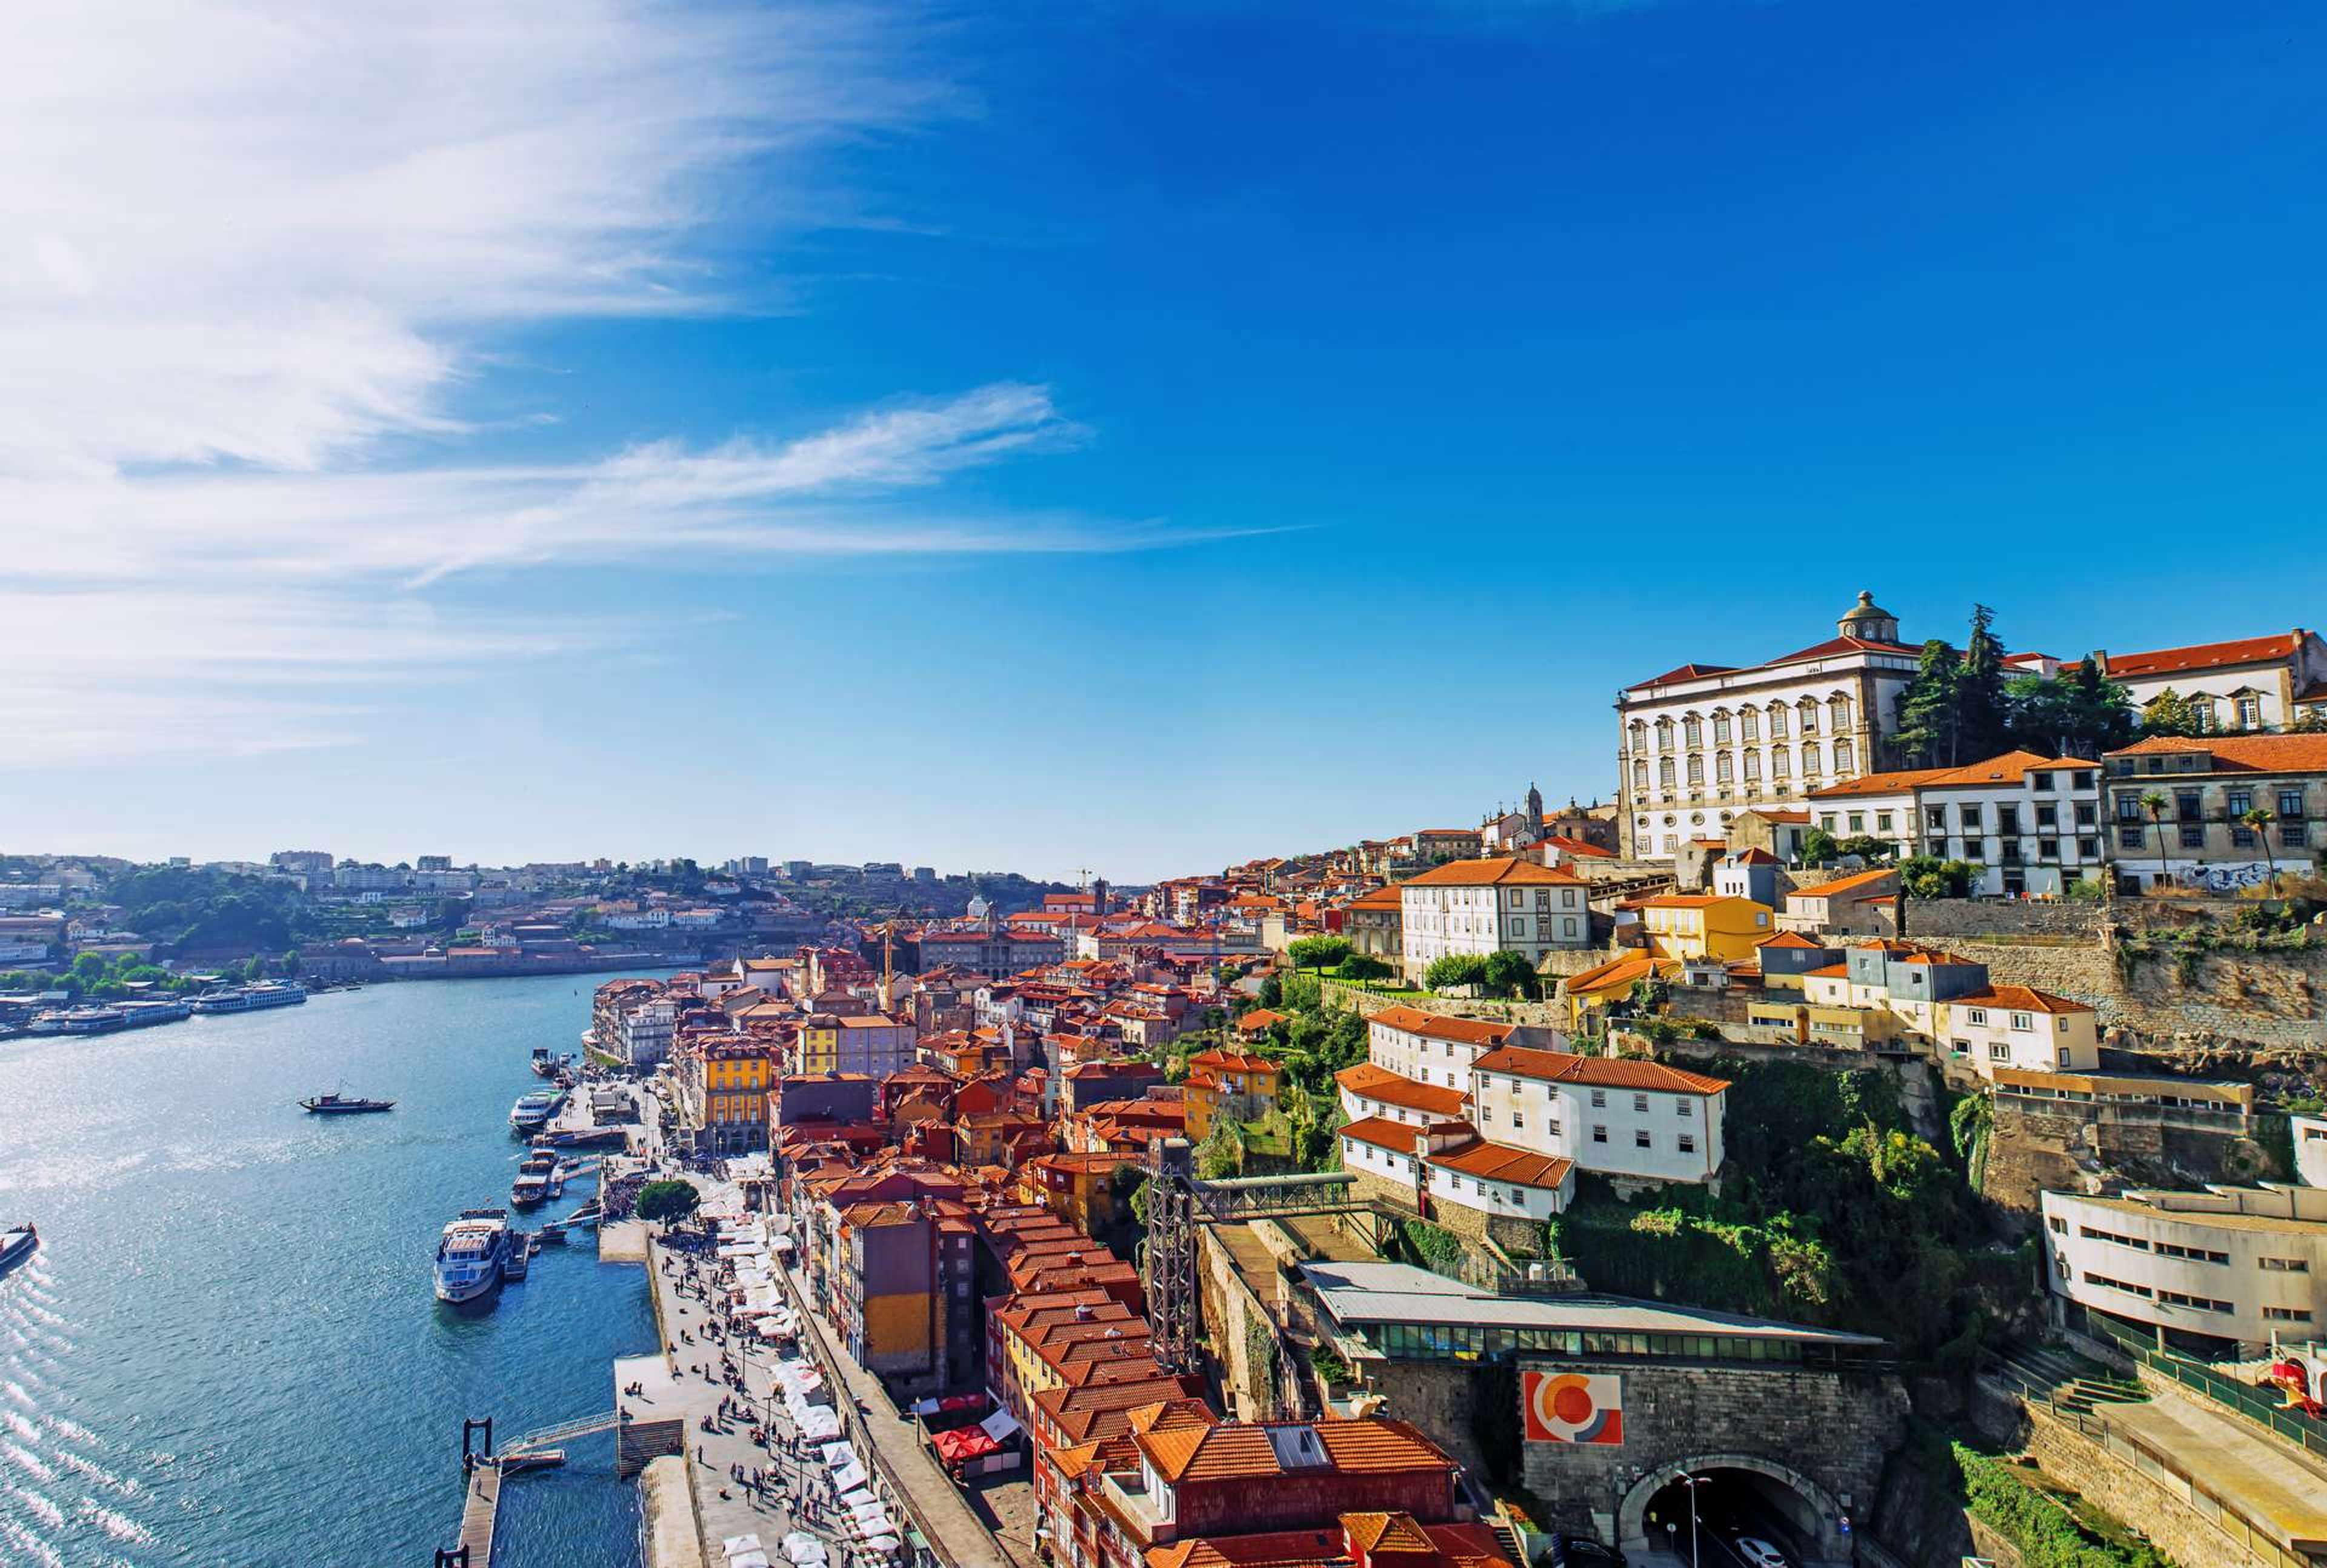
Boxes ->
[1735,1540,1789,1568]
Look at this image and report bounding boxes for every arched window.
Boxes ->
[1800,742,1821,776]
[1797,698,1820,734]
[1659,757,1676,789]
[1686,754,1705,786]
[1771,749,1790,780]
[1682,714,1703,748]
[1712,711,1733,744]
[1655,717,1674,748]
[1833,738,1855,774]
[1743,749,1762,783]
[1715,751,1734,785]
[1768,703,1789,739]
[1740,708,1759,742]
[1828,694,1853,731]
[1633,759,1650,794]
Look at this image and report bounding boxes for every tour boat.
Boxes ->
[509,1089,565,1132]
[433,1210,514,1303]
[511,1151,562,1207]
[300,1093,396,1114]
[0,1223,36,1274]
[190,982,307,1015]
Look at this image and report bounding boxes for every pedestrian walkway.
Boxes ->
[779,1260,1019,1568]
[2098,1383,2327,1556]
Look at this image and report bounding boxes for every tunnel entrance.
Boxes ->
[1622,1457,1845,1567]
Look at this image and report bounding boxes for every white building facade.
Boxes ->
[1468,1044,1727,1187]
[1616,593,1922,859]
[1396,857,1590,978]
[2099,630,2327,734]
[2040,1184,2327,1354]
[1808,752,2106,897]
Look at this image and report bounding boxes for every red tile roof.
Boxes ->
[1334,1063,1470,1118]
[1951,985,2092,1015]
[1367,1006,1517,1048]
[2106,632,2303,679]
[2107,734,2327,773]
[1791,866,1899,899]
[1401,857,1585,888]
[1430,1138,1573,1191]
[1471,1043,1729,1094]
[1756,931,1830,950]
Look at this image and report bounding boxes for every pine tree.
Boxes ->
[1892,639,1961,768]
[1955,604,2011,762]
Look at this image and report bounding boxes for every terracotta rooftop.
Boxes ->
[1367,1006,1517,1048]
[2105,631,2305,679]
[1471,1043,1730,1095]
[1334,1063,1470,1119]
[2107,734,2327,773]
[1400,857,1585,889]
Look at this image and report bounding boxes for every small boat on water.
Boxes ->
[301,1093,395,1114]
[0,1223,36,1274]
[530,1047,575,1079]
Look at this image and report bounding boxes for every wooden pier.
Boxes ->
[454,1462,501,1566]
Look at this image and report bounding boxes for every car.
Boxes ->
[1544,1534,1626,1568]
[1734,1538,1789,1568]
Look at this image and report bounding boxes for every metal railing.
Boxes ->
[2084,1312,2327,1463]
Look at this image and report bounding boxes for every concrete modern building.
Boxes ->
[2299,1115,2327,1191]
[2040,1184,2327,1355]
[1396,857,1590,978]
[1616,592,1924,858]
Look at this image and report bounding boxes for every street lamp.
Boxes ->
[1679,1474,1709,1568]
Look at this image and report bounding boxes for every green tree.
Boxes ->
[1423,953,1491,992]
[2140,687,2209,737]
[1336,953,1393,982]
[1800,827,1838,865]
[1196,1115,1246,1180]
[1891,638,1963,766]
[2006,658,2134,758]
[2242,804,2279,891]
[1481,949,1540,999]
[1286,935,1351,974]
[1834,834,1896,862]
[2140,789,2172,891]
[1899,855,1974,899]
[635,1179,701,1224]
[1955,603,2011,761]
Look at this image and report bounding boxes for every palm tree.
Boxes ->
[2242,805,2279,892]
[2140,790,2171,894]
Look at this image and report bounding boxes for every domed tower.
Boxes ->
[1837,590,1900,643]
[1525,781,1544,823]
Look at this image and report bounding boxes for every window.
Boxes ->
[2176,790,2202,822]
[2265,1307,2314,1323]
[2010,1011,2032,1031]
[1683,716,1702,747]
[1631,1092,1649,1112]
[1676,1098,1693,1117]
[1716,751,1733,784]
[1876,811,1893,831]
[1590,1089,1606,1108]
[2226,788,2252,817]
[1988,1043,2010,1061]
[1966,1008,1988,1025]
[2075,803,2096,826]
[1800,743,1820,776]
[1511,1112,1524,1130]
[1799,701,1819,734]
[2259,1257,2311,1272]
[2080,838,2100,859]
[1713,714,1732,743]
[2036,803,2057,828]
[2232,822,2255,849]
[1591,1124,1608,1143]
[1848,813,1865,833]
[2279,789,2304,819]
[1634,1129,1652,1149]
[1926,807,1946,831]
[2048,1215,2066,1234]
[1740,710,1759,741]
[1768,706,1788,739]
[1833,739,1854,772]
[1546,1118,1561,1138]
[1687,755,1704,786]
[1677,1134,1696,1154]
[1771,751,1789,780]
[2119,826,2145,850]
[1743,751,1760,783]
[2039,837,2059,860]
[2180,825,2204,848]
[2286,822,2310,848]
[2237,697,2262,728]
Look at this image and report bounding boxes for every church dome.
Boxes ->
[1837,591,1899,643]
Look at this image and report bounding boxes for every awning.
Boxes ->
[977,1407,1022,1443]
[724,1535,765,1556]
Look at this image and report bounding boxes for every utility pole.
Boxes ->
[1682,1473,1707,1568]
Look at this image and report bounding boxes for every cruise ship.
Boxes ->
[432,1210,514,1303]
[508,1089,565,1132]
[189,982,308,1015]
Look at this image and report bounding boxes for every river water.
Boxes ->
[0,975,657,1568]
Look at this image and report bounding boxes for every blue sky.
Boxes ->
[5,1,2325,880]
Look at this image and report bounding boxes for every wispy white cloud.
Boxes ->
[0,3,1228,770]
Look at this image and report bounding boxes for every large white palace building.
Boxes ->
[1616,593,1926,859]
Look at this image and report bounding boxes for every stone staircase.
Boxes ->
[1991,1341,2148,1415]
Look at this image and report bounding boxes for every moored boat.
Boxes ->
[433,1209,513,1303]
[301,1093,396,1114]
[509,1089,565,1132]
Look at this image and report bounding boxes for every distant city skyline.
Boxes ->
[8,2,2327,880]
